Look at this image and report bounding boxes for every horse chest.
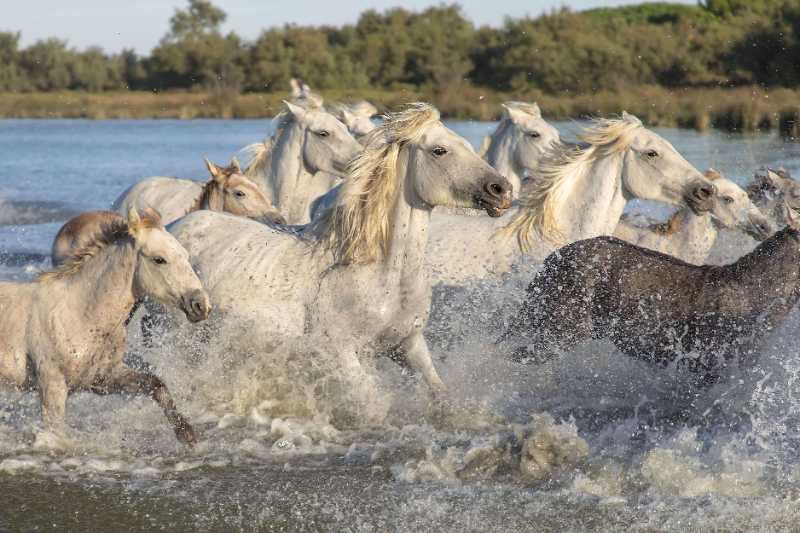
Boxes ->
[55,326,125,386]
[315,268,429,340]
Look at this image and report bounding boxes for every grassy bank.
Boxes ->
[2,86,800,136]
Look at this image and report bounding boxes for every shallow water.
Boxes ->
[2,119,800,532]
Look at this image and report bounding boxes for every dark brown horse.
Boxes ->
[500,202,800,385]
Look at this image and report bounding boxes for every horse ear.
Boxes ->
[704,168,722,181]
[127,206,142,237]
[205,157,221,178]
[621,111,642,126]
[289,78,302,98]
[785,202,800,230]
[529,102,542,119]
[230,157,242,174]
[339,108,356,127]
[501,104,526,125]
[284,100,307,121]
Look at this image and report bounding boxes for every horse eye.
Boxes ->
[723,196,734,204]
[645,150,659,158]
[152,256,167,265]
[527,131,541,138]
[234,190,247,198]
[431,146,448,157]
[315,130,330,137]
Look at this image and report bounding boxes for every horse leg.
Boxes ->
[37,365,68,435]
[394,332,446,395]
[501,271,594,365]
[92,366,196,446]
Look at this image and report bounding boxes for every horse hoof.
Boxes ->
[175,423,198,446]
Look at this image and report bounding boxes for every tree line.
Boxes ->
[0,0,798,95]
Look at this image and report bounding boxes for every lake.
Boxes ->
[1,118,800,532]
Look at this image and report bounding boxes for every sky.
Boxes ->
[5,0,697,54]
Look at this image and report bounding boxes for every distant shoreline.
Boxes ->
[1,86,799,136]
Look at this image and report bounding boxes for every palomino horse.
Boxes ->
[242,101,363,224]
[614,169,773,265]
[169,104,512,415]
[424,112,717,285]
[112,158,285,227]
[0,207,210,444]
[480,102,563,197]
[500,197,800,385]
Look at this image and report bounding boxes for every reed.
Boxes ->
[1,86,799,136]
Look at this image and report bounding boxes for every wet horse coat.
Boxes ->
[502,219,800,384]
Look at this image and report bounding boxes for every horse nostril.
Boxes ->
[696,184,714,200]
[486,182,506,198]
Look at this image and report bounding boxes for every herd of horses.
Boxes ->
[2,79,800,445]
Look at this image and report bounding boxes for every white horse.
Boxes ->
[0,208,211,445]
[168,104,512,416]
[112,158,284,227]
[480,102,562,197]
[614,169,773,265]
[332,101,378,139]
[242,101,363,224]
[426,112,717,284]
[747,168,800,227]
[289,78,324,109]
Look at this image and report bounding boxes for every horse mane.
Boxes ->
[498,116,644,250]
[241,107,301,178]
[309,103,440,264]
[37,211,161,283]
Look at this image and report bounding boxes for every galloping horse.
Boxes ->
[614,169,773,265]
[0,208,210,444]
[242,101,363,224]
[501,197,800,385]
[168,104,512,416]
[425,112,717,284]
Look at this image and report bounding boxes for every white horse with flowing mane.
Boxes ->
[112,158,284,227]
[241,101,363,224]
[168,103,512,416]
[614,169,773,265]
[0,207,210,445]
[479,102,563,196]
[426,112,717,284]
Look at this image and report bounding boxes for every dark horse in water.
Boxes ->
[500,203,800,385]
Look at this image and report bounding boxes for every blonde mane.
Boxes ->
[38,211,161,283]
[310,103,440,264]
[499,116,644,250]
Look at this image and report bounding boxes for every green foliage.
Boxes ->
[3,0,800,96]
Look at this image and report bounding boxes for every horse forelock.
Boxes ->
[498,117,642,250]
[310,103,440,264]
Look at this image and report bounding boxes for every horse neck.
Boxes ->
[670,209,716,264]
[556,150,626,242]
[486,125,523,184]
[382,152,432,287]
[269,123,311,221]
[64,242,137,329]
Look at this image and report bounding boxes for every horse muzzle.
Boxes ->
[180,289,211,323]
[475,177,514,217]
[684,180,716,214]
